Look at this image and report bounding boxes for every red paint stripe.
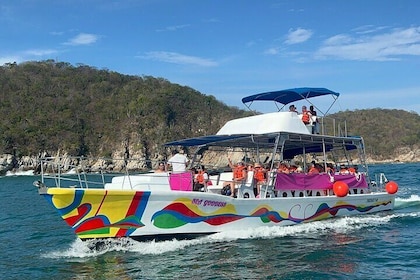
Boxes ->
[116,192,142,237]
[95,190,108,216]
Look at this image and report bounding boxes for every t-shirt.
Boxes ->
[168,153,189,172]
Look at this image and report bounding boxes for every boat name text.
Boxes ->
[192,198,227,208]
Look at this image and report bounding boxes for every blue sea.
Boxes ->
[0,163,419,280]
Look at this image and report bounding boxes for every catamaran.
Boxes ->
[35,87,398,241]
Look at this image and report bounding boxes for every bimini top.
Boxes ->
[164,132,361,159]
[241,87,339,105]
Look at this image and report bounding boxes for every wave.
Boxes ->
[395,195,420,209]
[3,168,79,177]
[5,170,35,176]
[42,210,412,259]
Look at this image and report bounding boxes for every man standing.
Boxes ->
[168,149,189,172]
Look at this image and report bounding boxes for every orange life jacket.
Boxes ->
[196,171,205,184]
[254,168,266,182]
[308,166,319,174]
[302,110,311,124]
[234,166,246,180]
[277,165,289,173]
[339,168,349,174]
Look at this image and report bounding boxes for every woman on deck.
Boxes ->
[227,158,247,197]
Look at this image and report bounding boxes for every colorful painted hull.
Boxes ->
[41,187,395,241]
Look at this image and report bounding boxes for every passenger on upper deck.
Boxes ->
[309,105,319,134]
[289,104,298,113]
[301,106,312,125]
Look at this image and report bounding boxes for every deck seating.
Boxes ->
[237,171,255,198]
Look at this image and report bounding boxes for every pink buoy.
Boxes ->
[333,181,349,197]
[385,181,398,194]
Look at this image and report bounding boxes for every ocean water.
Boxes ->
[0,163,419,280]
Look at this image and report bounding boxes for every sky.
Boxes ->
[1,0,420,114]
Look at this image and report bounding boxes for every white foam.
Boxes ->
[5,170,34,176]
[396,194,420,203]
[42,212,404,258]
[65,168,77,174]
[45,239,103,259]
[395,194,420,210]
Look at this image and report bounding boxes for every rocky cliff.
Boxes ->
[2,145,419,175]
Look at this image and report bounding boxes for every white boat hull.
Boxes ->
[41,187,395,241]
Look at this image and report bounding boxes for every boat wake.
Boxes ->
[42,209,418,259]
[395,195,420,210]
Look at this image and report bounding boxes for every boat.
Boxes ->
[34,87,399,242]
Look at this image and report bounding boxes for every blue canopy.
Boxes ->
[241,87,339,105]
[164,134,249,147]
[164,132,359,159]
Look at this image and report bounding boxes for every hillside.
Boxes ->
[0,60,419,166]
[0,60,250,162]
[330,109,420,161]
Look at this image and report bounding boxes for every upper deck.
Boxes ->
[216,112,311,135]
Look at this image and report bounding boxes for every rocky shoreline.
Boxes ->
[1,147,419,175]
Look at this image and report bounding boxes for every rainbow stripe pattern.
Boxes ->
[43,189,393,238]
[44,188,150,239]
[151,198,393,228]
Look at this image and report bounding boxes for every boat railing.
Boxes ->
[370,172,388,192]
[37,156,163,189]
[319,116,348,137]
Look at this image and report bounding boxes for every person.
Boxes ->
[154,161,166,173]
[288,163,297,173]
[339,165,349,175]
[326,163,335,175]
[307,161,319,174]
[289,104,297,113]
[301,105,312,125]
[309,105,319,134]
[226,158,247,197]
[253,162,266,197]
[348,166,357,174]
[167,149,189,172]
[277,162,290,174]
[193,165,209,191]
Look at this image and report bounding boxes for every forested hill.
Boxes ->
[1,60,419,162]
[0,60,250,159]
[329,109,420,161]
